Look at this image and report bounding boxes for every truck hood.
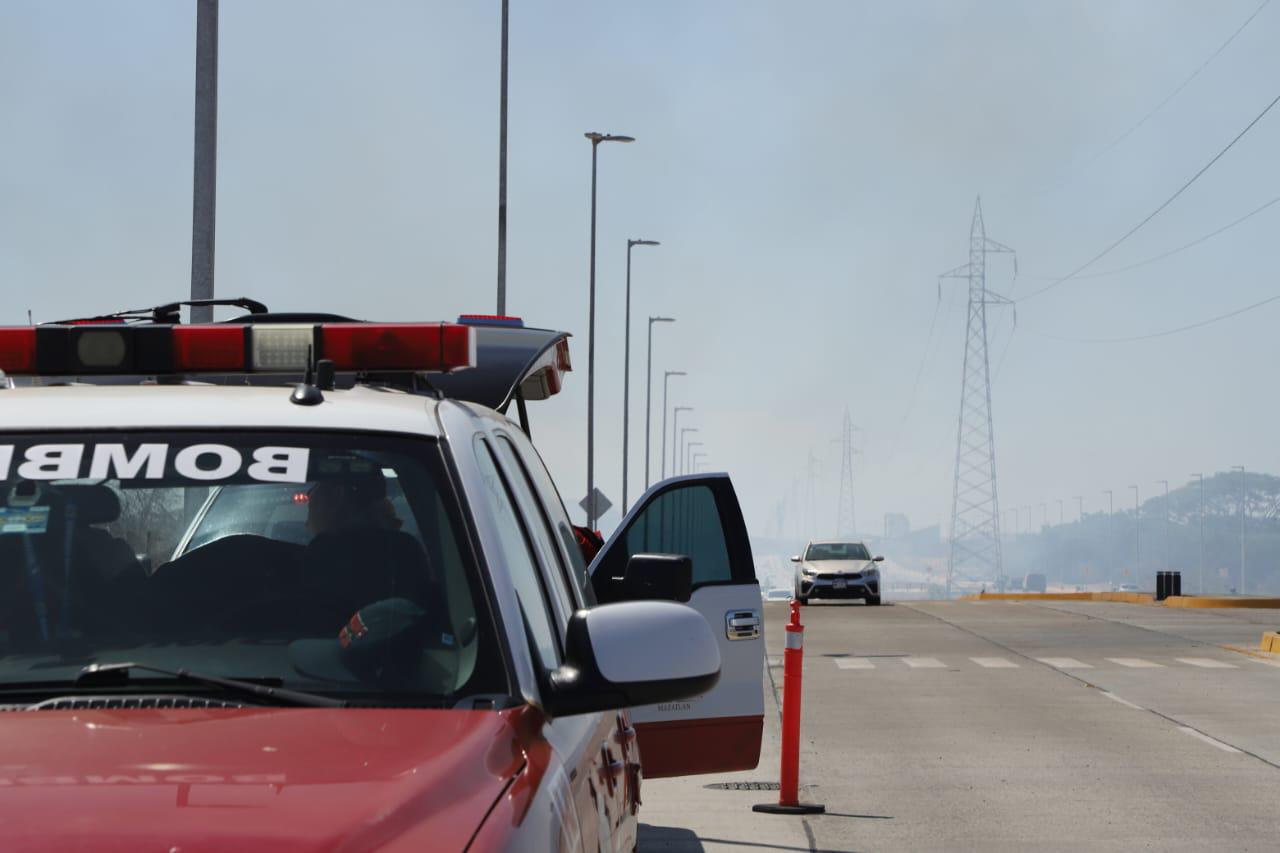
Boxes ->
[0,705,531,851]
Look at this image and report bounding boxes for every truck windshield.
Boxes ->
[0,431,505,705]
[805,542,871,561]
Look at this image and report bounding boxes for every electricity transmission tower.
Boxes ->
[835,410,859,537]
[941,198,1015,596]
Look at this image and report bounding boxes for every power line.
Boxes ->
[1025,292,1280,344]
[1084,0,1272,167]
[1019,87,1280,302]
[1025,192,1280,282]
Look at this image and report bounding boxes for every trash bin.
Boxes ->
[1156,571,1168,601]
[1171,571,1181,597]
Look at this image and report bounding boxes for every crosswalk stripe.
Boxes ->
[1036,657,1092,669]
[970,657,1018,668]
[1176,657,1238,669]
[1106,657,1165,668]
[903,657,947,668]
[834,658,875,670]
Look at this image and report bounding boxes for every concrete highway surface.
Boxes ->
[640,599,1280,852]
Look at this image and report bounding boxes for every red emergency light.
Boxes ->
[0,322,476,377]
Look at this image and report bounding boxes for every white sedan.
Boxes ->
[792,540,884,605]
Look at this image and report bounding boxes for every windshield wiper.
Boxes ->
[75,662,345,708]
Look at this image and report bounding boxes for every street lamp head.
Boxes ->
[650,316,675,324]
[675,405,693,413]
[665,370,686,377]
[629,239,661,247]
[585,132,636,144]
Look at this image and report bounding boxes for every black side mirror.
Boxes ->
[616,553,693,603]
[873,555,885,562]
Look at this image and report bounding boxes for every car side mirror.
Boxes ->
[618,553,692,603]
[873,556,884,562]
[545,602,721,717]
[790,555,801,563]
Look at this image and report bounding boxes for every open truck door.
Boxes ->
[589,474,764,778]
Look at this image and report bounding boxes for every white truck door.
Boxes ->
[589,474,763,778]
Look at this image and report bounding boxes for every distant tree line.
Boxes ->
[1003,471,1279,594]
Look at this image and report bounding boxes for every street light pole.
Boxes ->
[1232,465,1245,594]
[496,0,509,313]
[671,406,693,477]
[1129,485,1140,578]
[685,441,704,476]
[1157,480,1169,572]
[1075,496,1084,523]
[678,428,698,475]
[1057,499,1064,526]
[1191,474,1204,593]
[645,317,674,490]
[692,452,707,472]
[583,131,634,529]
[190,0,219,323]
[1103,490,1113,587]
[661,373,685,480]
[621,239,659,514]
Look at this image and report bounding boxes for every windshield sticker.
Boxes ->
[0,444,311,485]
[0,506,50,535]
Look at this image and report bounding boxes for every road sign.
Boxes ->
[579,487,613,520]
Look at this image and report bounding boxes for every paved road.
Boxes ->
[755,599,1280,851]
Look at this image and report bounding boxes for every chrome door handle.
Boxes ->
[725,609,761,641]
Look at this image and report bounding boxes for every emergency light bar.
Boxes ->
[0,322,476,376]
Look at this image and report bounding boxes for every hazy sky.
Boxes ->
[3,1,1278,542]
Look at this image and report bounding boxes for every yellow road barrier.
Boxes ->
[1163,596,1280,609]
[1260,632,1280,653]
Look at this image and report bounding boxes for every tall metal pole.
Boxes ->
[496,0,509,313]
[685,441,704,476]
[1233,465,1245,594]
[1191,474,1203,592]
[678,428,698,475]
[1130,485,1140,578]
[1058,499,1064,525]
[1040,503,1048,531]
[645,317,674,490]
[622,240,659,514]
[1103,490,1113,587]
[671,407,692,477]
[661,372,684,481]
[190,0,219,323]
[582,131,634,528]
[1157,480,1169,572]
[1075,496,1083,522]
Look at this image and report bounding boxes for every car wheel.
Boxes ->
[866,595,881,606]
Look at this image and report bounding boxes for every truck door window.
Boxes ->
[472,437,562,669]
[493,435,580,619]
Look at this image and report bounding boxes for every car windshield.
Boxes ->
[0,431,504,705]
[805,542,871,561]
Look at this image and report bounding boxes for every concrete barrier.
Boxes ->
[960,591,1155,604]
[1259,632,1280,653]
[1163,596,1280,609]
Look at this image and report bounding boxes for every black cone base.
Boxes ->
[752,802,826,815]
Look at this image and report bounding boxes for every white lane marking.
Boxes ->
[1036,657,1093,669]
[970,657,1018,668]
[1100,691,1144,710]
[902,657,947,669]
[1178,726,1241,754]
[834,657,875,670]
[1176,657,1238,669]
[1106,657,1165,668]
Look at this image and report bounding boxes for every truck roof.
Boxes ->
[0,384,445,436]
